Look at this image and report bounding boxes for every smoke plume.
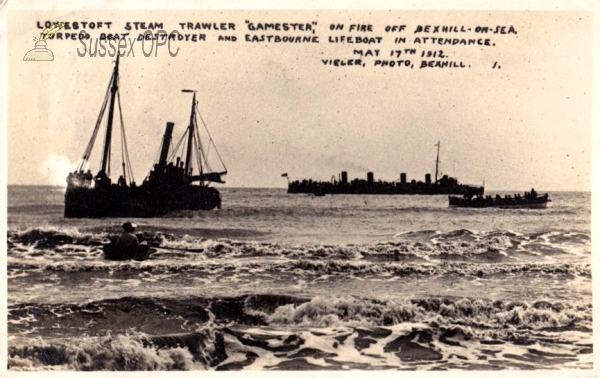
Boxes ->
[40,153,77,187]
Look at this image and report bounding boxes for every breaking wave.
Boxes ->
[8,294,593,371]
[7,227,591,263]
[7,260,591,278]
[8,329,224,371]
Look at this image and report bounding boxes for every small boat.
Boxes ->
[103,240,156,261]
[448,192,550,209]
[64,56,227,218]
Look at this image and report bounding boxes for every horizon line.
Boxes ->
[5,184,592,193]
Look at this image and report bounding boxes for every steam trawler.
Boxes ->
[287,142,484,196]
[64,56,227,218]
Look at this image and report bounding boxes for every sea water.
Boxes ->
[6,186,592,370]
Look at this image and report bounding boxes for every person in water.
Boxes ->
[116,221,139,258]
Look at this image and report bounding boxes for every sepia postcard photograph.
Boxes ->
[1,0,597,376]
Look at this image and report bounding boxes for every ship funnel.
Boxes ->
[400,173,406,184]
[425,173,431,184]
[158,122,175,166]
[367,172,374,183]
[341,171,348,184]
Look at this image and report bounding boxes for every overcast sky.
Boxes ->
[7,9,592,191]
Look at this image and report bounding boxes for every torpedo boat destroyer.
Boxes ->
[286,142,484,196]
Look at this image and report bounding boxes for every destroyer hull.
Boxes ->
[288,183,484,196]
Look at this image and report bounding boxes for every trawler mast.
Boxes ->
[183,89,197,177]
[434,141,440,186]
[100,54,119,176]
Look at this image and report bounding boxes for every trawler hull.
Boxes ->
[64,185,221,218]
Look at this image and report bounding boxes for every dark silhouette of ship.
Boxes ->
[449,190,550,209]
[286,142,484,196]
[64,56,227,218]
